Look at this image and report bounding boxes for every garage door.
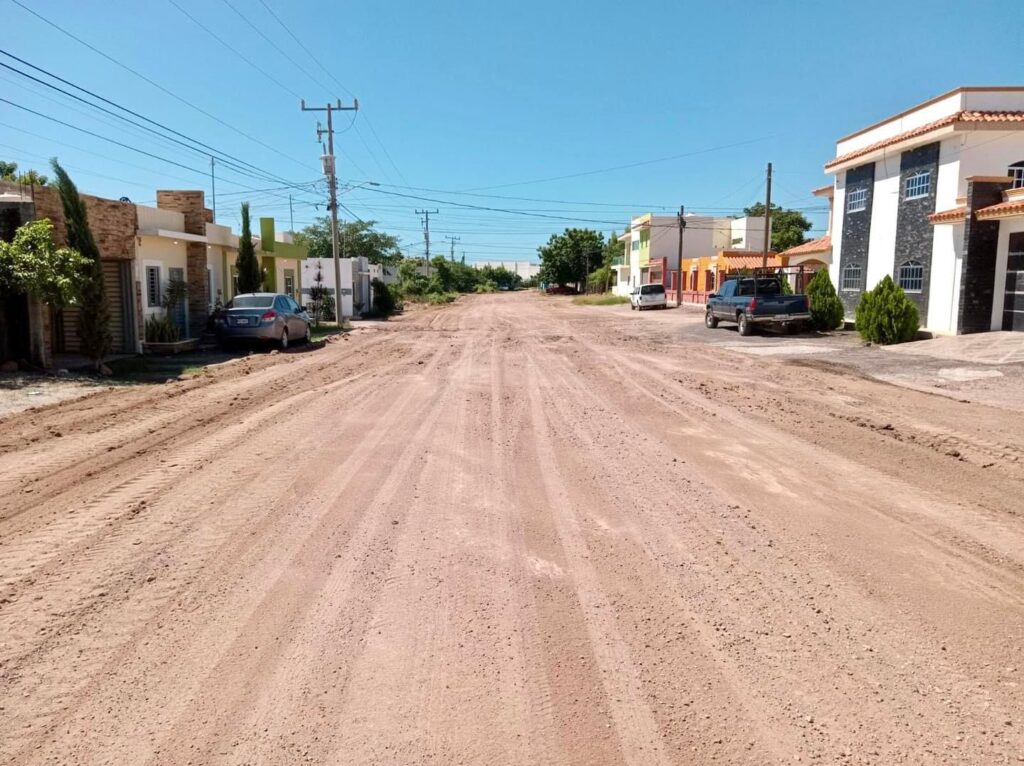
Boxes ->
[1004,233,1024,332]
[55,261,131,354]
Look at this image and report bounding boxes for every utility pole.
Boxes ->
[761,161,773,270]
[416,209,438,276]
[445,234,461,262]
[210,156,216,222]
[675,205,686,306]
[288,194,294,233]
[301,98,358,318]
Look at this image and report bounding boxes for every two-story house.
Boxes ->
[826,86,1024,334]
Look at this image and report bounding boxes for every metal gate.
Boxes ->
[55,261,134,353]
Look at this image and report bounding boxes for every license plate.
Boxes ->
[235,318,249,325]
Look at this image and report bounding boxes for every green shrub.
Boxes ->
[854,275,920,345]
[474,280,497,293]
[425,291,456,304]
[145,314,180,343]
[805,269,845,331]
[371,278,397,316]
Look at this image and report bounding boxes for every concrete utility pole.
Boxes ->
[416,209,438,276]
[761,161,773,270]
[301,98,358,318]
[675,205,685,306]
[445,234,461,262]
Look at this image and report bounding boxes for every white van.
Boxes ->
[630,283,667,311]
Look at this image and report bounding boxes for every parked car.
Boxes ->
[705,277,811,336]
[630,283,667,311]
[214,292,311,349]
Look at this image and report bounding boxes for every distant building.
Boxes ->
[611,213,767,300]
[469,260,541,279]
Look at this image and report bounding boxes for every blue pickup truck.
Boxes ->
[705,276,811,336]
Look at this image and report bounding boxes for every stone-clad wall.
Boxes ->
[958,179,1010,334]
[156,191,213,337]
[837,163,875,315]
[892,142,940,319]
[32,186,136,260]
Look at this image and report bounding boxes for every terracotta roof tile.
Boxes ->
[825,111,1024,171]
[975,199,1024,220]
[928,206,967,224]
[780,234,831,257]
[719,254,783,270]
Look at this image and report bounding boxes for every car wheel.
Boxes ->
[631,303,636,311]
[303,324,311,344]
[738,313,752,336]
[279,328,289,350]
[705,310,719,329]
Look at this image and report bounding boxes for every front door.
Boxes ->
[168,267,188,339]
[1004,233,1024,331]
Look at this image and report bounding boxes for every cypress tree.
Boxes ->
[805,269,845,331]
[50,160,111,370]
[236,202,262,293]
[855,275,919,344]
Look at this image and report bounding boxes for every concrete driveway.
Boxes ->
[584,301,1024,410]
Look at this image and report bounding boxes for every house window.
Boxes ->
[631,240,640,251]
[846,188,868,213]
[841,263,862,292]
[904,171,931,200]
[897,260,924,292]
[145,266,161,307]
[1009,161,1024,189]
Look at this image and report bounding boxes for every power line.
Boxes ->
[165,0,303,101]
[0,53,281,186]
[0,48,322,199]
[256,0,355,99]
[8,0,315,173]
[461,135,774,191]
[219,0,338,97]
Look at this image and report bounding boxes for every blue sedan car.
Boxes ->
[214,293,312,349]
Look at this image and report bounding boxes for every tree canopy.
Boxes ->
[537,228,605,287]
[1,161,48,186]
[0,218,87,306]
[295,218,403,267]
[743,203,812,252]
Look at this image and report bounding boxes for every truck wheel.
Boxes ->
[738,313,752,336]
[705,310,718,329]
[631,303,636,311]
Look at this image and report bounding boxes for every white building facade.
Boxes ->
[612,213,766,296]
[826,86,1024,334]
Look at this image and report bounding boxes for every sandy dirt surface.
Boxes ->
[1,292,1023,765]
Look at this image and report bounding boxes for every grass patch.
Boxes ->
[310,321,349,342]
[572,294,630,306]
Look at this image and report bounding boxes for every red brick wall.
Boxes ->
[32,186,136,261]
[156,191,213,337]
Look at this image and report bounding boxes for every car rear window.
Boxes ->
[231,295,274,308]
[641,284,664,295]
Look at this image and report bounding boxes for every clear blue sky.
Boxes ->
[3,0,1022,262]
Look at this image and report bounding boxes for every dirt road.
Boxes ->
[2,293,1023,764]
